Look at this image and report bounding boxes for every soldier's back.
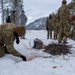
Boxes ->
[58,5,70,19]
[0,23,16,36]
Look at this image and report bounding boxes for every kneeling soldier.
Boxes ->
[0,23,26,61]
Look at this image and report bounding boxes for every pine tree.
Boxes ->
[0,0,24,24]
[0,0,11,23]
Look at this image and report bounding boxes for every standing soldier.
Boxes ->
[0,23,26,61]
[6,10,16,24]
[46,14,53,39]
[52,14,59,39]
[58,0,75,43]
[20,10,28,39]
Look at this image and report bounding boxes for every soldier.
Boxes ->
[52,14,59,39]
[0,23,26,61]
[20,10,28,39]
[66,14,75,40]
[46,14,53,39]
[20,10,28,25]
[6,10,16,24]
[58,0,75,43]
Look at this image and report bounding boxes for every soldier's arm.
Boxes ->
[6,44,21,57]
[5,42,27,61]
[67,2,75,9]
[5,33,22,57]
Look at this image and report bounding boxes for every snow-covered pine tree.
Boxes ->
[0,0,11,23]
[10,0,24,25]
[70,0,75,16]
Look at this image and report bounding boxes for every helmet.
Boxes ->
[15,26,26,37]
[62,0,67,4]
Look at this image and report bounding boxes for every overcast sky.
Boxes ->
[0,0,72,24]
[23,0,71,24]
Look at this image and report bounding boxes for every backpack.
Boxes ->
[33,38,43,49]
[6,15,11,23]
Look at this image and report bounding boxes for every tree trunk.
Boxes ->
[1,0,4,23]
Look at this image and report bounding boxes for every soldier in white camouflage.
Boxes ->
[20,10,28,39]
[0,23,26,61]
[58,0,75,43]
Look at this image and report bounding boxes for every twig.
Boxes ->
[38,56,52,58]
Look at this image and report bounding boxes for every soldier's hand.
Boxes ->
[20,55,27,61]
[16,39,19,44]
[46,26,48,30]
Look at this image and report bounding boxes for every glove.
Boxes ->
[14,32,19,44]
[46,26,48,30]
[16,39,19,44]
[20,55,27,61]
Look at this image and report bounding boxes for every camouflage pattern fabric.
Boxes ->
[71,27,75,40]
[46,17,53,39]
[67,26,75,40]
[58,1,75,43]
[52,14,60,39]
[0,23,22,57]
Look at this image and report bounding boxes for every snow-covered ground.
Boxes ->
[0,30,75,75]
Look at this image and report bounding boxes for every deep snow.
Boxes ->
[0,30,75,75]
